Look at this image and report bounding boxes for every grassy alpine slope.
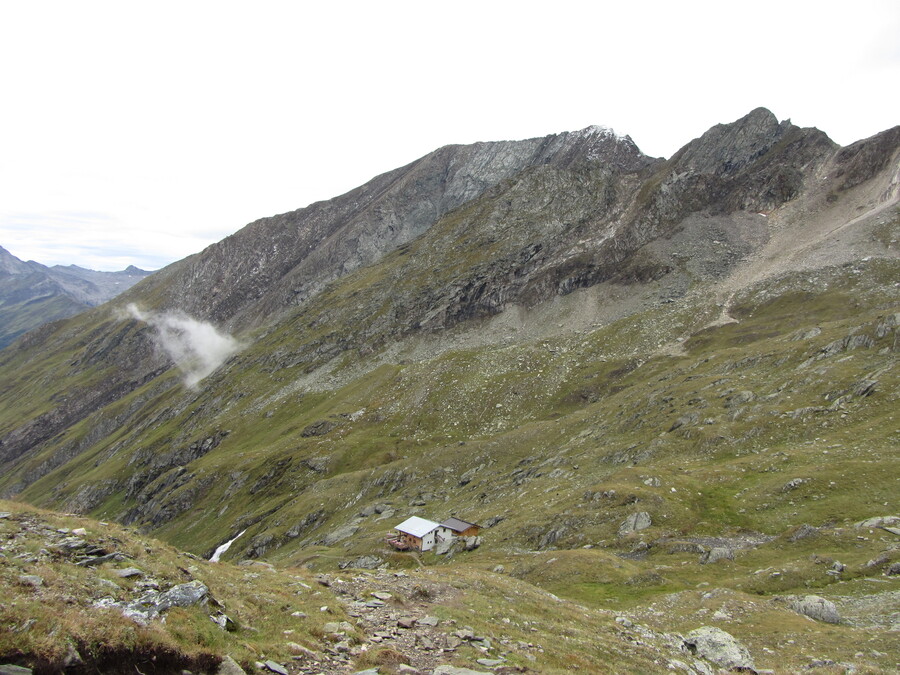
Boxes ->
[0,111,898,673]
[0,498,721,674]
[4,250,898,672]
[1,252,897,673]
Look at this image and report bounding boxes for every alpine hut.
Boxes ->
[388,516,447,552]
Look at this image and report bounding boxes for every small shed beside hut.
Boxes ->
[440,517,481,538]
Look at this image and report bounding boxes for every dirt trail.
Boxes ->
[710,191,899,322]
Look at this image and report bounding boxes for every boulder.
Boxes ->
[61,645,83,668]
[76,552,126,567]
[855,515,900,529]
[661,541,705,554]
[339,555,383,569]
[114,567,144,578]
[375,509,397,522]
[463,536,482,551]
[262,661,288,675]
[700,547,734,564]
[434,537,454,555]
[787,523,818,542]
[432,667,493,675]
[300,420,335,437]
[781,478,807,492]
[725,390,755,408]
[151,580,209,613]
[618,512,652,536]
[321,523,359,546]
[789,595,840,624]
[669,413,698,431]
[210,612,237,631]
[683,626,755,671]
[17,575,43,587]
[286,643,318,659]
[99,580,210,624]
[215,655,247,675]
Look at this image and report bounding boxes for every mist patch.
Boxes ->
[126,303,242,388]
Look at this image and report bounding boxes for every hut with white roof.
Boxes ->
[388,516,451,551]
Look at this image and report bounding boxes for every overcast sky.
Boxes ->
[1,1,897,271]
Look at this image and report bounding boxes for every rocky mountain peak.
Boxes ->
[0,247,154,349]
[0,245,34,275]
[145,124,658,328]
[673,106,801,177]
[552,124,650,171]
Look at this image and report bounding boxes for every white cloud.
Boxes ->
[126,304,243,388]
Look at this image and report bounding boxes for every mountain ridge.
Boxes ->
[0,107,898,673]
[136,123,656,331]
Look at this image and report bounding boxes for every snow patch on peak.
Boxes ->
[568,125,639,162]
[574,124,631,143]
[581,124,617,137]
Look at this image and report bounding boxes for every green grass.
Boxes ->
[0,253,896,672]
[0,499,353,673]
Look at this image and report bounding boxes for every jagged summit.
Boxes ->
[0,244,33,275]
[569,124,634,145]
[577,123,622,137]
[673,107,815,177]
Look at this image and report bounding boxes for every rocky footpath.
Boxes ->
[310,569,523,674]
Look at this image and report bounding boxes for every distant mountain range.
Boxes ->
[0,246,153,348]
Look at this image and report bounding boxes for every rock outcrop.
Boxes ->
[789,595,841,624]
[683,626,755,671]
